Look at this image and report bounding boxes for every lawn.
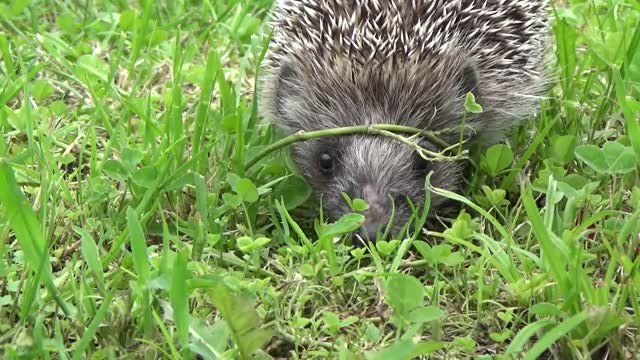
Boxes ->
[0,0,639,359]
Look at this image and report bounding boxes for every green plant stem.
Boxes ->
[245,124,465,170]
[274,322,340,352]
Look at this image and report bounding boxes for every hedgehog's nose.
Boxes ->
[358,185,389,241]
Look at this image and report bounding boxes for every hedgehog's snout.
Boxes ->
[357,184,392,241]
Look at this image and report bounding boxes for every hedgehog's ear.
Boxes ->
[456,61,480,98]
[274,61,306,120]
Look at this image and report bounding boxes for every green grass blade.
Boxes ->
[430,186,520,283]
[209,279,273,360]
[152,309,183,359]
[170,248,190,351]
[612,68,640,158]
[126,206,150,282]
[505,319,555,354]
[0,159,70,316]
[74,226,105,288]
[193,50,220,173]
[128,0,153,74]
[71,283,117,360]
[521,183,568,288]
[126,206,153,341]
[0,32,15,75]
[524,311,591,360]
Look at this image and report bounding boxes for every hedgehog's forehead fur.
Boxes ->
[259,0,550,237]
[265,0,549,72]
[262,0,550,136]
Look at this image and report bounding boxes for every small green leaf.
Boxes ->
[483,144,513,176]
[528,303,560,317]
[441,252,465,267]
[149,29,168,47]
[299,263,315,277]
[497,310,514,324]
[442,211,476,240]
[575,144,607,173]
[226,173,241,189]
[55,13,78,33]
[575,142,638,174]
[237,236,253,253]
[222,193,242,208]
[366,338,445,360]
[408,306,445,324]
[375,240,400,256]
[131,167,157,188]
[75,54,109,83]
[384,274,425,315]
[121,147,144,172]
[350,247,367,259]
[188,319,230,359]
[364,323,381,343]
[453,337,476,352]
[207,234,221,246]
[48,100,67,116]
[3,105,25,132]
[340,315,359,327]
[550,135,577,164]
[209,279,273,359]
[118,10,136,31]
[464,92,483,113]
[322,312,341,331]
[489,329,513,343]
[430,244,453,264]
[234,178,259,203]
[602,141,637,174]
[11,0,31,16]
[482,186,508,206]
[272,175,311,210]
[253,237,271,248]
[631,187,640,209]
[352,198,370,212]
[235,14,262,41]
[102,159,129,181]
[319,213,365,239]
[31,80,54,102]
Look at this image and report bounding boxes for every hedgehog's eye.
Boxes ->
[319,152,334,174]
[413,153,430,175]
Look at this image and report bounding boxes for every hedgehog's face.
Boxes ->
[262,58,479,242]
[290,135,463,242]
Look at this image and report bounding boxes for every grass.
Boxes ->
[0,0,639,359]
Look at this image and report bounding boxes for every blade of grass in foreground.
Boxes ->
[521,182,569,288]
[74,226,105,292]
[170,248,190,353]
[192,49,221,174]
[71,277,118,360]
[505,319,555,355]
[612,69,640,158]
[523,311,591,360]
[126,206,153,340]
[0,159,70,316]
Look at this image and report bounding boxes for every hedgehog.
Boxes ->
[259,0,550,242]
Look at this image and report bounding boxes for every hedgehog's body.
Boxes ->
[260,0,549,241]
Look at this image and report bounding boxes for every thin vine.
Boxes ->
[245,124,468,170]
